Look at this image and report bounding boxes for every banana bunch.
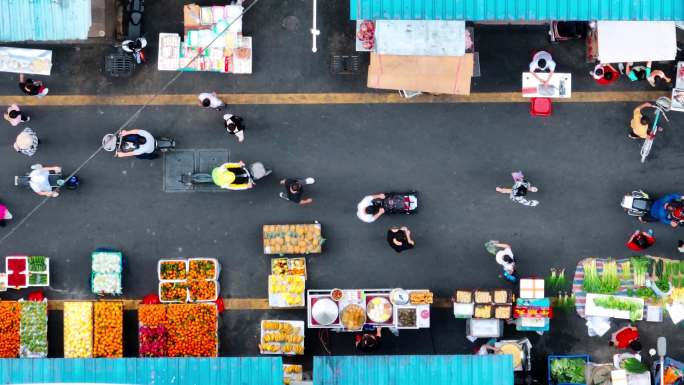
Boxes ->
[258,343,280,353]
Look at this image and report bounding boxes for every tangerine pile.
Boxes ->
[159,261,187,280]
[188,280,217,301]
[0,301,20,357]
[93,302,123,358]
[166,304,217,357]
[139,304,166,327]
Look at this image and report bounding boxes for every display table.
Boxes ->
[263,224,323,255]
[521,72,572,98]
[453,289,513,320]
[0,47,52,75]
[307,289,431,331]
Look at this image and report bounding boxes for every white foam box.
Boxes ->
[611,370,628,385]
[519,279,544,299]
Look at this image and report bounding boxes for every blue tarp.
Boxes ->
[0,0,92,42]
[0,357,283,385]
[314,355,514,385]
[350,0,684,21]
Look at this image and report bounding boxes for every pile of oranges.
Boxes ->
[0,301,20,357]
[94,302,123,358]
[166,304,217,357]
[139,304,166,327]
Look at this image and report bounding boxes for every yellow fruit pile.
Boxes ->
[263,224,322,254]
[64,302,93,358]
[259,320,304,355]
[269,275,305,306]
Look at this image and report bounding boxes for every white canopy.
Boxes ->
[597,21,677,64]
[375,20,466,57]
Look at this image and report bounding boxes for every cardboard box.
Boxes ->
[519,279,544,299]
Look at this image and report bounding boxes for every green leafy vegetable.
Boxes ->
[593,296,643,322]
[630,256,650,287]
[19,301,47,357]
[550,358,586,384]
[626,287,656,300]
[27,256,46,272]
[583,259,621,294]
[622,357,648,374]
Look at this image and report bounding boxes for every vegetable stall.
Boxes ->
[4,256,50,290]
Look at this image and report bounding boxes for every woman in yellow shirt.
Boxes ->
[628,102,653,139]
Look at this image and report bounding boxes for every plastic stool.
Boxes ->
[530,98,552,117]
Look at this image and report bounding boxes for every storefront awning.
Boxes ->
[350,0,684,21]
[314,355,513,385]
[597,21,677,63]
[0,0,92,42]
[0,357,283,385]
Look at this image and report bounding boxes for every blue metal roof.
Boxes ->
[314,355,513,385]
[0,0,92,42]
[0,357,283,385]
[350,0,684,21]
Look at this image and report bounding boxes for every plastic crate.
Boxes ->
[548,355,590,385]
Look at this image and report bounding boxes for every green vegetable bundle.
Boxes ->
[27,256,46,272]
[593,296,643,322]
[19,301,47,358]
[622,357,648,374]
[583,259,621,294]
[550,358,586,384]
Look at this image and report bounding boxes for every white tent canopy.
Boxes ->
[597,21,677,64]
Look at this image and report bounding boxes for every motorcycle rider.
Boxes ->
[357,193,385,223]
[28,164,62,197]
[115,129,156,159]
[642,194,684,227]
[211,161,254,190]
[122,37,147,63]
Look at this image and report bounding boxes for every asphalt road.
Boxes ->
[0,0,683,378]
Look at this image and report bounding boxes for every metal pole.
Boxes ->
[311,0,320,52]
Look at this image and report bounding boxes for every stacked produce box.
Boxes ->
[91,250,122,295]
[138,304,167,357]
[27,256,49,287]
[0,301,20,357]
[269,258,306,308]
[263,224,323,254]
[93,302,123,357]
[453,289,513,319]
[6,256,28,289]
[259,320,304,355]
[64,302,93,358]
[137,303,218,357]
[19,300,48,357]
[158,258,220,303]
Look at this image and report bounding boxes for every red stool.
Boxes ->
[530,97,552,117]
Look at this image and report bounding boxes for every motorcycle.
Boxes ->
[105,0,145,76]
[620,190,652,218]
[181,162,272,187]
[621,190,684,225]
[102,132,175,156]
[373,192,419,214]
[14,168,80,192]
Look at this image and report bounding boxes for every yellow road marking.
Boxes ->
[0,91,668,106]
[45,298,451,310]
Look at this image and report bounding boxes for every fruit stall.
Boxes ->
[307,289,432,331]
[64,301,124,358]
[158,258,221,303]
[573,256,684,324]
[138,303,218,357]
[91,249,122,295]
[258,320,305,355]
[4,256,50,290]
[64,302,93,358]
[269,257,306,308]
[263,224,323,255]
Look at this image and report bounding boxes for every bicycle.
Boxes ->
[640,96,671,163]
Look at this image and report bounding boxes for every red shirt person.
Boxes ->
[610,326,639,349]
[627,230,655,251]
[591,64,620,85]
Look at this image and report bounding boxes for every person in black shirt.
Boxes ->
[355,327,382,353]
[19,74,48,97]
[387,226,415,253]
[279,178,315,205]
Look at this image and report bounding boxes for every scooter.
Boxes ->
[181,162,272,187]
[14,169,80,192]
[373,192,419,214]
[102,132,175,155]
[621,190,684,225]
[621,190,652,218]
[106,0,145,76]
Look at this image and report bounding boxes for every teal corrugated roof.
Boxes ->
[0,357,283,385]
[350,0,684,21]
[314,355,514,385]
[0,0,92,42]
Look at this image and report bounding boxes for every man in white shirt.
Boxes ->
[116,129,156,158]
[357,193,386,223]
[29,164,61,197]
[529,51,556,86]
[198,92,225,111]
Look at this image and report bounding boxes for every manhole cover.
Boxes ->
[282,16,300,31]
[330,55,360,75]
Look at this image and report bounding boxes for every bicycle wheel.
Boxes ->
[641,138,653,163]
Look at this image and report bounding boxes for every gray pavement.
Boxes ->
[0,0,684,380]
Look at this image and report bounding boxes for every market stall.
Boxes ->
[137,303,218,357]
[269,257,306,308]
[158,258,221,303]
[91,249,122,295]
[453,289,513,339]
[258,320,305,355]
[4,256,50,290]
[0,47,52,75]
[158,3,252,74]
[93,302,123,358]
[263,224,323,255]
[572,256,684,331]
[307,289,431,331]
[515,278,552,333]
[64,302,93,358]
[596,21,677,63]
[19,300,48,358]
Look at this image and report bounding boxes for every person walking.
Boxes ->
[628,102,653,140]
[496,171,539,207]
[18,74,48,97]
[0,201,12,227]
[485,240,518,283]
[197,92,225,111]
[13,127,39,157]
[4,104,29,126]
[626,230,655,251]
[223,114,245,142]
[387,226,415,253]
[279,178,315,205]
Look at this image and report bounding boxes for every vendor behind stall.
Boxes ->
[355,326,382,353]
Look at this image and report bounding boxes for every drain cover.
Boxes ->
[330,55,360,75]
